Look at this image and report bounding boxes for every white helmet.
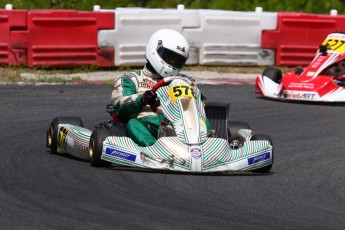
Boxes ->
[145,29,189,78]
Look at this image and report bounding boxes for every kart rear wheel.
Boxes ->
[262,67,282,84]
[47,117,84,154]
[89,128,112,167]
[227,121,251,142]
[250,134,273,173]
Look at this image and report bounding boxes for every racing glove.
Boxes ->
[141,90,157,106]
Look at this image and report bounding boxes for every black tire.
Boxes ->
[227,121,251,142]
[46,117,84,154]
[262,67,282,84]
[89,128,112,167]
[250,134,273,173]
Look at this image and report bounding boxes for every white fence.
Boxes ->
[98,6,277,66]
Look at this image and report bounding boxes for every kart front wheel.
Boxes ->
[262,67,282,84]
[250,134,273,173]
[46,117,84,154]
[89,128,112,167]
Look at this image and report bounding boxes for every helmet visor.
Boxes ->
[157,47,187,69]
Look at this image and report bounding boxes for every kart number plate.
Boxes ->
[322,38,345,53]
[169,84,196,102]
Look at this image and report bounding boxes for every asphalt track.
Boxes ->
[0,83,344,230]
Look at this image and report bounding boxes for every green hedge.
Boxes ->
[0,0,344,14]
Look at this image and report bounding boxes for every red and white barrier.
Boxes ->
[1,4,344,68]
[262,11,345,66]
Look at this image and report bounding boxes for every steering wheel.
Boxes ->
[150,76,194,112]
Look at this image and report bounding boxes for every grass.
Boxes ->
[0,66,100,83]
[0,65,272,83]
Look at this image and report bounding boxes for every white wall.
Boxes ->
[98,6,277,66]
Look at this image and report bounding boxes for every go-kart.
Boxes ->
[46,75,273,173]
[256,31,345,102]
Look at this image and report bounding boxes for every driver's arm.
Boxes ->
[112,75,144,118]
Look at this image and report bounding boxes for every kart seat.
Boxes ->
[204,102,229,140]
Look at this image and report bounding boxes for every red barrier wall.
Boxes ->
[0,10,27,65]
[262,12,345,66]
[10,10,115,67]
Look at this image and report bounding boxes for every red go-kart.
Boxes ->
[256,32,345,102]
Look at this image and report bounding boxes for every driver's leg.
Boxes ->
[127,118,157,147]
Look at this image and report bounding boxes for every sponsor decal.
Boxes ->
[307,71,315,77]
[310,55,328,69]
[190,147,202,159]
[248,152,270,165]
[282,91,317,100]
[177,46,186,53]
[288,82,314,89]
[105,147,137,162]
[73,141,89,152]
[139,78,156,89]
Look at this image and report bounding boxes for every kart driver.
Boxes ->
[111,29,213,147]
